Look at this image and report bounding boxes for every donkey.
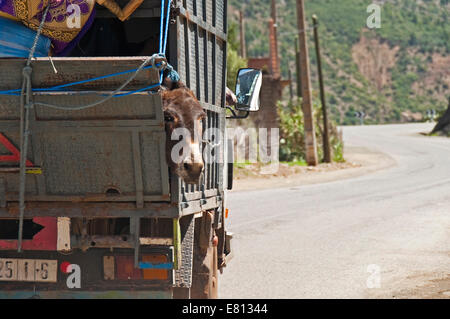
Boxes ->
[161,82,206,184]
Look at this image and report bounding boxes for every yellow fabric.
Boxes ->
[0,11,20,21]
[12,0,95,43]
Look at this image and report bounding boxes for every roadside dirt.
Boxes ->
[231,145,397,192]
[368,273,450,299]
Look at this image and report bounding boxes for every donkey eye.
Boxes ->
[164,113,175,122]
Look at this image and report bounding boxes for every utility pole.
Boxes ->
[270,0,280,77]
[239,10,246,59]
[296,0,318,166]
[312,14,331,163]
[288,68,294,102]
[295,38,302,99]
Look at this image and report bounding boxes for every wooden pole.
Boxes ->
[295,38,302,98]
[270,0,280,77]
[296,0,318,166]
[239,10,247,59]
[288,68,294,102]
[312,15,331,163]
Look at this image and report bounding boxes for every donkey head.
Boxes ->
[161,85,206,184]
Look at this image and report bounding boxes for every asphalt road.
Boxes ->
[219,123,450,298]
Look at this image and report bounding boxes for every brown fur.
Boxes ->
[162,86,206,184]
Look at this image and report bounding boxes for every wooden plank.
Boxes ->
[0,57,160,91]
[57,217,71,252]
[140,237,173,245]
[103,256,115,280]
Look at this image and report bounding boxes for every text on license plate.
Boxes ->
[0,258,57,282]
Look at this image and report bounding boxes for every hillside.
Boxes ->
[228,0,450,125]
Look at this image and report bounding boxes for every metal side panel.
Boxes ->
[174,215,195,288]
[0,57,169,204]
[0,57,160,91]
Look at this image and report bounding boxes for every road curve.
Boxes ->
[219,123,450,298]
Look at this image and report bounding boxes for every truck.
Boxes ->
[0,0,262,299]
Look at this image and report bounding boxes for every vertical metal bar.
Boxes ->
[212,35,216,105]
[184,18,191,88]
[0,178,5,208]
[132,131,144,208]
[224,0,228,33]
[158,131,170,198]
[203,30,209,103]
[207,110,212,190]
[195,24,201,101]
[202,0,206,22]
[29,106,45,196]
[131,216,140,267]
[173,218,181,270]
[169,17,179,71]
[212,0,216,27]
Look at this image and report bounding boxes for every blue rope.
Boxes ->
[0,63,162,95]
[163,0,172,54]
[159,0,165,54]
[0,0,172,97]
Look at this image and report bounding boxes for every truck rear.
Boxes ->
[0,0,231,299]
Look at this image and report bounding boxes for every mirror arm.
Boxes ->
[226,106,250,119]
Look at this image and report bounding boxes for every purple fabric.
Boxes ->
[35,0,92,24]
[56,8,95,56]
[0,0,15,16]
[0,0,95,56]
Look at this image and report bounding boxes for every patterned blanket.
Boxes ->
[0,0,95,56]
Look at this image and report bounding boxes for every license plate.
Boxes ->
[0,258,57,283]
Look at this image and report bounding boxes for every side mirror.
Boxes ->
[235,68,262,112]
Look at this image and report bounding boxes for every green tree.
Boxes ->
[227,22,247,89]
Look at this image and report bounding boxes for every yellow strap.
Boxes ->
[172,218,181,270]
[0,12,20,21]
[26,168,42,175]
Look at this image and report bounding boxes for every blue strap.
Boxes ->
[0,63,161,95]
[163,0,172,54]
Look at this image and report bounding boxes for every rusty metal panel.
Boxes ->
[33,94,158,121]
[0,57,169,205]
[0,57,160,91]
[40,131,136,195]
[140,132,165,196]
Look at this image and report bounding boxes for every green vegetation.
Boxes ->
[227,22,247,90]
[278,97,344,163]
[229,0,449,124]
